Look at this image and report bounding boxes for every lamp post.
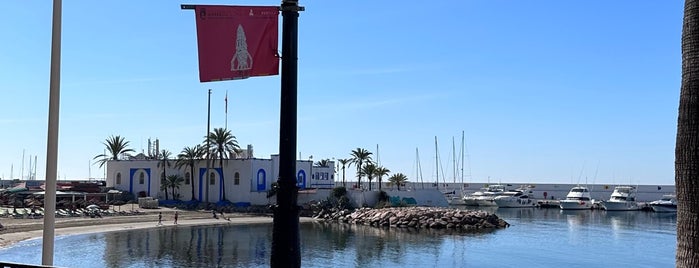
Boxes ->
[42,0,62,265]
[205,89,211,204]
[271,1,303,267]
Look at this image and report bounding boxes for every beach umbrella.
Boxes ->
[86,204,100,210]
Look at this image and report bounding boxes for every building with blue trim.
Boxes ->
[105,154,335,205]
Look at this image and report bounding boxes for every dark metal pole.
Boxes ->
[205,89,211,203]
[272,0,301,267]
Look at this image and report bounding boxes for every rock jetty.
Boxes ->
[314,207,509,230]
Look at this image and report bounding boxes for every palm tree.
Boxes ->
[160,178,171,200]
[677,1,699,266]
[176,145,204,201]
[388,173,408,191]
[205,128,241,201]
[156,149,172,187]
[360,163,377,191]
[374,166,390,191]
[93,135,135,168]
[166,174,185,200]
[350,148,372,189]
[315,159,330,167]
[338,158,351,188]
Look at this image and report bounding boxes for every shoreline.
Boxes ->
[0,206,314,249]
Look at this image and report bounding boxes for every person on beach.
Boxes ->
[212,210,219,219]
[174,211,178,225]
[157,212,163,225]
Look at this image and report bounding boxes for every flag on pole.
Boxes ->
[225,91,228,114]
[192,5,279,82]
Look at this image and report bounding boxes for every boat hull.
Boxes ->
[462,196,479,206]
[476,198,498,207]
[559,200,592,210]
[494,198,537,208]
[448,197,466,206]
[601,201,640,211]
[651,204,677,213]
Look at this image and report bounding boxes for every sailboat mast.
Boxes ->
[21,149,25,180]
[34,155,37,180]
[434,136,439,187]
[416,147,424,189]
[27,155,32,180]
[453,136,456,184]
[461,131,465,185]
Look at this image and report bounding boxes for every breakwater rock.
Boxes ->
[314,207,509,230]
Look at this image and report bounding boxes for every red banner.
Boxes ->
[194,5,279,82]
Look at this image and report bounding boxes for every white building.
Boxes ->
[105,154,336,205]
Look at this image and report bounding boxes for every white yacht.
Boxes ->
[462,192,481,206]
[462,184,509,206]
[475,184,510,206]
[494,188,536,208]
[559,186,593,210]
[650,194,677,213]
[600,186,640,211]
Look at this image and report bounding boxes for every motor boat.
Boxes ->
[600,186,640,211]
[559,186,593,210]
[475,184,510,206]
[649,194,677,213]
[462,184,509,206]
[462,192,481,206]
[494,188,536,208]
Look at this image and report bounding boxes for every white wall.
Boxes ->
[346,189,449,207]
[310,163,335,189]
[106,156,335,206]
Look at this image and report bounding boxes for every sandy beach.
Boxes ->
[0,206,310,249]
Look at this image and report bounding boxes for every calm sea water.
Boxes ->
[0,208,676,268]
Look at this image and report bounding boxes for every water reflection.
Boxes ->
[305,221,497,267]
[0,208,677,267]
[98,208,676,267]
[100,224,273,267]
[96,221,501,267]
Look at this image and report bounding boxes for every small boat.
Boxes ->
[600,186,640,211]
[559,186,593,210]
[649,194,677,213]
[445,190,466,206]
[494,187,536,208]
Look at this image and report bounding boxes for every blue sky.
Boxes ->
[0,1,683,185]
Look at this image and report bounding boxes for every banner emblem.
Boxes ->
[193,5,279,82]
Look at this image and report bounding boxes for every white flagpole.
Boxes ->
[225,90,228,130]
[42,0,62,265]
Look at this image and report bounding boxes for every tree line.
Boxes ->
[92,127,240,201]
[335,147,409,191]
